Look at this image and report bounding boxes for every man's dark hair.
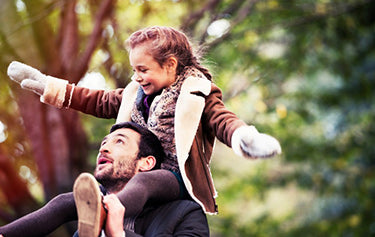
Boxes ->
[110,122,165,169]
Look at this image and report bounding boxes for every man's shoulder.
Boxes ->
[142,199,203,218]
[159,199,202,210]
[135,200,209,236]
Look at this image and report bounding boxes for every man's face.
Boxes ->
[94,128,141,190]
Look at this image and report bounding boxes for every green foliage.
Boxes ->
[205,1,375,236]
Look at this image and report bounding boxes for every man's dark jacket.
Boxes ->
[126,200,209,237]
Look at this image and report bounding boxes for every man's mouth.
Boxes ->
[97,156,112,166]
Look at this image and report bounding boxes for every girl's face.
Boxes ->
[129,43,176,95]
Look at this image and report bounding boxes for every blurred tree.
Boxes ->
[0,0,374,236]
[0,0,116,235]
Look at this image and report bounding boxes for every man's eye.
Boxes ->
[116,139,124,144]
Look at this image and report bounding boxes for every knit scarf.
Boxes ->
[131,66,207,172]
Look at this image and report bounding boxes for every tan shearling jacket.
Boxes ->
[42,77,246,214]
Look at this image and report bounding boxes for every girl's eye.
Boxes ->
[116,139,124,144]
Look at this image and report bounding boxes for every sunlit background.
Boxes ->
[0,0,374,236]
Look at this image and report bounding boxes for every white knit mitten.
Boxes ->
[8,61,49,95]
[8,61,69,108]
[231,125,281,159]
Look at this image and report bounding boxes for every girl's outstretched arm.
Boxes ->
[204,83,281,159]
[7,61,124,119]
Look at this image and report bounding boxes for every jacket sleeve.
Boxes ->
[65,84,124,119]
[203,83,247,147]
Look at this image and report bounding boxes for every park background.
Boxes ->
[0,0,374,236]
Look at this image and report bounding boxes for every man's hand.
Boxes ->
[232,125,282,159]
[7,61,47,95]
[103,194,126,237]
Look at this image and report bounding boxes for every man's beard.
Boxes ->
[94,161,137,193]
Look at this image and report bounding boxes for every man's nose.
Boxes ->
[99,144,109,154]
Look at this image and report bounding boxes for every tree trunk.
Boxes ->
[0,149,38,219]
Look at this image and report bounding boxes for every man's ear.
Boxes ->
[138,156,156,172]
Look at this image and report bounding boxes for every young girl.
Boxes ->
[8,25,280,223]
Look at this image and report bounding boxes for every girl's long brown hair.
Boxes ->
[125,26,212,81]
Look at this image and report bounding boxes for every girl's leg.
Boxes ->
[0,192,77,237]
[116,169,180,218]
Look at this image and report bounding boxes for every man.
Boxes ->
[0,122,209,237]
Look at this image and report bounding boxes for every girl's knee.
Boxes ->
[127,172,154,190]
[130,169,175,184]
